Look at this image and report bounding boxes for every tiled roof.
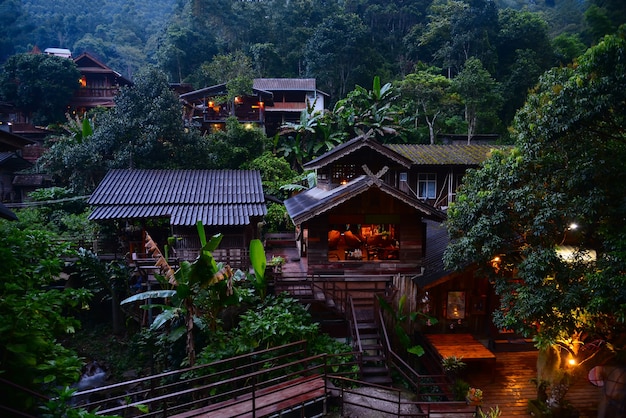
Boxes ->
[88,169,266,226]
[253,78,319,92]
[385,144,504,165]
[304,134,413,170]
[285,174,445,225]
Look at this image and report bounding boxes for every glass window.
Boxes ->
[418,173,436,199]
[331,164,357,184]
[328,224,398,261]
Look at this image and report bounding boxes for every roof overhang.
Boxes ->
[285,174,446,225]
[304,133,413,170]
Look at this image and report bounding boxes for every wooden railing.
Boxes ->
[70,340,360,417]
[331,376,478,417]
[0,377,48,418]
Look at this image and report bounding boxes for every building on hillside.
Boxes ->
[0,128,39,203]
[87,169,267,268]
[179,78,328,136]
[253,78,329,136]
[69,52,133,114]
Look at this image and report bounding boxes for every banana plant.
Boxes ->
[121,221,238,366]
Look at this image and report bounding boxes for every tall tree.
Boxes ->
[40,66,212,194]
[419,0,499,75]
[397,65,458,144]
[496,8,554,124]
[0,221,91,413]
[451,57,502,143]
[304,13,372,100]
[0,53,80,124]
[445,30,626,406]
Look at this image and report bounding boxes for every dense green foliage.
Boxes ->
[0,0,177,77]
[0,220,91,412]
[3,0,623,133]
[445,28,626,387]
[0,53,80,124]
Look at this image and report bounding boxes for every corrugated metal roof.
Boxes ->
[285,175,446,225]
[385,144,504,165]
[88,169,266,226]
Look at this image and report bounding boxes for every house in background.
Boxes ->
[87,169,267,268]
[69,52,133,115]
[253,78,329,136]
[180,78,328,136]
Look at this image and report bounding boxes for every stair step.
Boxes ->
[362,344,383,351]
[362,355,385,363]
[362,366,389,375]
[359,333,381,341]
[361,375,393,385]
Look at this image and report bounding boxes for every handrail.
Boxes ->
[375,305,452,400]
[0,377,49,418]
[331,376,478,418]
[348,295,363,353]
[72,340,310,414]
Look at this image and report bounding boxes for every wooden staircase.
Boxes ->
[350,297,393,386]
[273,272,395,386]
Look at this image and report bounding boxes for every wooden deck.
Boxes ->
[465,350,599,417]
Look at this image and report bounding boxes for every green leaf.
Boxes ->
[407,345,425,356]
[120,290,177,305]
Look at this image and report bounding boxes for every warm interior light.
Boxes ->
[79,75,87,87]
[568,223,578,230]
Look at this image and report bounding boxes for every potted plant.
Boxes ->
[466,387,483,406]
[442,355,466,379]
[269,255,286,273]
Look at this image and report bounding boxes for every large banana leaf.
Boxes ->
[121,290,177,304]
[249,238,267,300]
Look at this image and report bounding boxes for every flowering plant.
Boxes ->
[466,387,483,403]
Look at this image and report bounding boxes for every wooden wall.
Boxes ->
[303,188,427,276]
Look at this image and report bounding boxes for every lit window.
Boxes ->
[418,173,436,199]
[331,164,357,184]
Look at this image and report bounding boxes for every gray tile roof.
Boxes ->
[385,144,505,166]
[88,169,266,226]
[285,174,446,225]
[253,78,321,92]
[303,134,413,170]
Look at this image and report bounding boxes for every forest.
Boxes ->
[2,0,624,130]
[1,0,626,416]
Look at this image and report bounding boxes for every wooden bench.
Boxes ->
[171,374,326,418]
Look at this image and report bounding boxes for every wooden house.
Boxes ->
[284,133,506,338]
[179,79,328,136]
[88,169,267,268]
[69,52,132,114]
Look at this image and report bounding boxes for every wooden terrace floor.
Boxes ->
[464,350,599,417]
[270,245,601,417]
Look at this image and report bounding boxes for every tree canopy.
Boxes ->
[445,29,626,378]
[0,53,80,124]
